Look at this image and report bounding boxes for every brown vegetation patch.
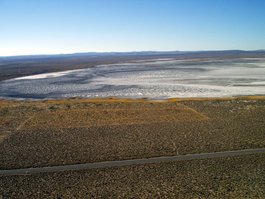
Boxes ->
[0,117,11,127]
[0,132,11,143]
[21,107,206,130]
[0,98,265,169]
[0,116,27,131]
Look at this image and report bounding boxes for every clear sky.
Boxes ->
[0,0,265,56]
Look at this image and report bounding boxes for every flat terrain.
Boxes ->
[1,51,264,81]
[1,97,265,198]
[2,57,265,99]
[1,154,265,198]
[1,97,265,169]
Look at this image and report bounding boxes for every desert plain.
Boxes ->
[0,96,265,198]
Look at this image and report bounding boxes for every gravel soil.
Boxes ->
[1,154,265,198]
[0,98,265,169]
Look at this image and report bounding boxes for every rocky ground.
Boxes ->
[0,97,265,198]
[1,154,265,198]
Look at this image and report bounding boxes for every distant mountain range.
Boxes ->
[1,50,265,61]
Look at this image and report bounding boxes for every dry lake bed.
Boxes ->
[1,58,265,99]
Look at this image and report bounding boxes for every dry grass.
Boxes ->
[0,132,11,144]
[1,154,265,198]
[0,98,265,169]
[22,107,205,130]
[167,95,265,102]
[1,97,265,198]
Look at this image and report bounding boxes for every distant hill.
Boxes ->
[1,50,265,61]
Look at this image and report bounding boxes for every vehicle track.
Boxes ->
[1,148,265,176]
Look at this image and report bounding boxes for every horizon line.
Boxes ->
[1,49,265,58]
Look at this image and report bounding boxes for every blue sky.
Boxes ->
[0,0,265,56]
